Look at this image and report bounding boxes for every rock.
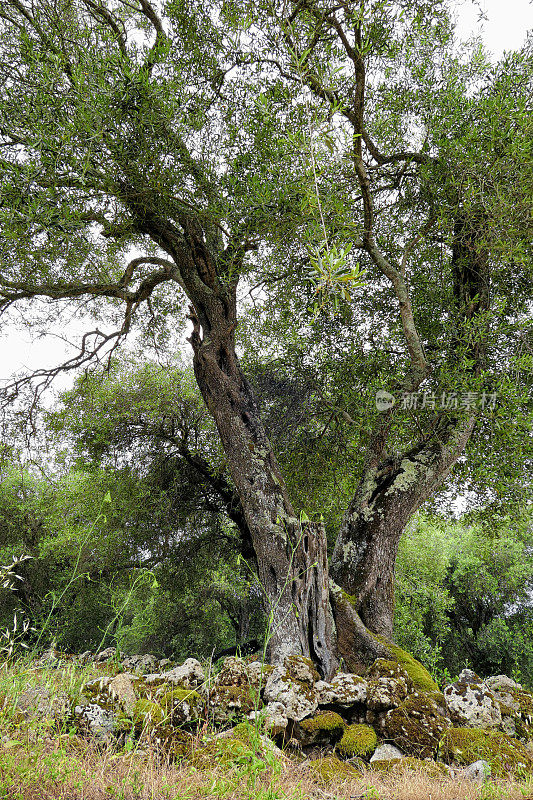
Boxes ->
[308,755,363,784]
[367,658,413,684]
[378,694,451,758]
[144,673,166,686]
[462,759,491,781]
[439,727,533,778]
[484,675,522,694]
[160,658,205,689]
[208,657,258,724]
[191,722,284,770]
[16,686,69,720]
[252,701,288,737]
[245,661,273,689]
[158,687,204,724]
[444,670,502,729]
[209,683,256,725]
[296,711,345,746]
[108,674,137,716]
[95,647,118,663]
[366,659,413,712]
[35,648,62,667]
[375,646,438,693]
[483,676,533,741]
[74,703,116,743]
[370,743,405,763]
[284,656,319,685]
[83,676,114,709]
[121,654,158,675]
[315,674,368,707]
[336,723,377,759]
[158,658,173,671]
[131,699,165,729]
[215,657,250,686]
[264,665,318,722]
[78,651,93,664]
[366,676,410,711]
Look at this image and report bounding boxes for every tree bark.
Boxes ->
[330,416,476,646]
[187,288,337,677]
[329,210,489,662]
[142,206,487,678]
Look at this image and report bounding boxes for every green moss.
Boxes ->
[300,711,345,734]
[370,757,449,778]
[439,727,533,778]
[160,688,202,710]
[336,723,377,759]
[378,640,438,693]
[382,694,449,759]
[299,711,345,745]
[132,699,164,727]
[309,755,363,785]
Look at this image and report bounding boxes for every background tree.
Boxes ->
[0,0,531,675]
[395,511,533,684]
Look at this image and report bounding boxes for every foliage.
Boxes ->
[0,0,531,669]
[395,512,533,684]
[0,457,263,659]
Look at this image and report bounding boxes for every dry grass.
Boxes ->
[2,735,533,800]
[1,659,532,800]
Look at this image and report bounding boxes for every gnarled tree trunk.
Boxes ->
[185,268,337,676]
[148,202,488,678]
[329,415,476,667]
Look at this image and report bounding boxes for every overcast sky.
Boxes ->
[1,0,532,386]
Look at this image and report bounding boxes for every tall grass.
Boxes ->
[1,660,532,800]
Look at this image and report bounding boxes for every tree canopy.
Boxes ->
[0,0,531,675]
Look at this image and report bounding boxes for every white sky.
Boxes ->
[0,0,532,386]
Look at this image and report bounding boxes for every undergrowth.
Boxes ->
[1,660,533,800]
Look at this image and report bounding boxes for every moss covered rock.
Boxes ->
[157,658,205,689]
[264,664,318,722]
[107,674,137,716]
[383,644,439,693]
[297,710,345,746]
[190,735,256,770]
[73,702,117,743]
[160,687,204,724]
[485,678,533,741]
[153,728,194,760]
[285,656,320,685]
[336,723,377,759]
[367,677,411,711]
[308,755,363,785]
[215,657,251,687]
[132,699,165,729]
[444,670,502,729]
[439,727,533,778]
[209,683,257,724]
[379,694,450,758]
[189,723,278,770]
[315,673,368,708]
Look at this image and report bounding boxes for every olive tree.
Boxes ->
[0,0,531,676]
